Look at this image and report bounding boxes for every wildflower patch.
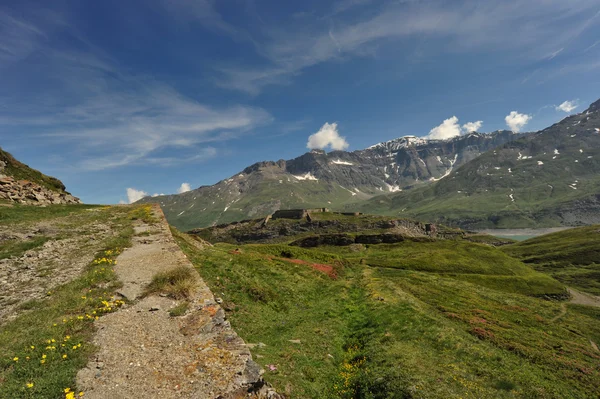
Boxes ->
[0,217,133,399]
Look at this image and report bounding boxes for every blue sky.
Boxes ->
[1,0,599,204]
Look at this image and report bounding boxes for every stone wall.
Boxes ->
[272,209,307,220]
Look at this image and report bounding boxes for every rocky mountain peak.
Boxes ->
[588,98,600,113]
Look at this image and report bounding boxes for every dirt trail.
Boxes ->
[550,303,567,323]
[77,205,282,399]
[568,288,600,308]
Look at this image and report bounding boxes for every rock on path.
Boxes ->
[77,205,282,399]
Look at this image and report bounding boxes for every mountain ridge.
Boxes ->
[139,130,523,230]
[360,99,600,228]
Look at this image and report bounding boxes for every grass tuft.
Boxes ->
[143,266,196,299]
[169,302,189,317]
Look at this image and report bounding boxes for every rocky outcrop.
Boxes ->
[289,232,435,247]
[190,214,443,244]
[0,161,80,205]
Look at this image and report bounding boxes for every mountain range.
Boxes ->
[362,98,600,228]
[140,98,600,231]
[140,130,522,230]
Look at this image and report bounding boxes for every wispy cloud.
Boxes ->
[0,9,272,171]
[556,100,579,113]
[0,9,45,67]
[331,0,375,15]
[216,0,600,94]
[155,0,238,36]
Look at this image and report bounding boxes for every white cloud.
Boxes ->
[505,111,532,132]
[307,122,349,151]
[462,121,483,133]
[177,183,192,194]
[126,188,148,204]
[428,116,462,140]
[151,193,165,197]
[556,100,579,113]
[427,117,483,140]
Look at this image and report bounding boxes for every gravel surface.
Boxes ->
[0,214,116,325]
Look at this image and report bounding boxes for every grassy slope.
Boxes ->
[0,148,67,193]
[359,167,600,229]
[173,231,600,398]
[501,226,600,295]
[153,178,368,231]
[0,205,156,399]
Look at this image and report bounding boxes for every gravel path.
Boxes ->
[568,288,600,308]
[77,205,282,399]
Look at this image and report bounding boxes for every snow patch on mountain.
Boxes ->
[385,183,402,192]
[293,172,319,181]
[331,159,354,166]
[517,152,532,160]
[339,185,357,196]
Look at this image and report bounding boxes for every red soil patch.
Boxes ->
[274,257,337,279]
[229,250,338,279]
[470,327,495,340]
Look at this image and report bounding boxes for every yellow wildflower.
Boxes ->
[13,357,18,362]
[62,354,68,359]
[26,382,34,388]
